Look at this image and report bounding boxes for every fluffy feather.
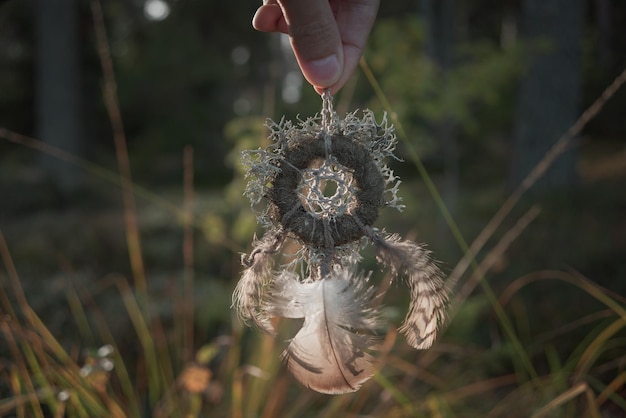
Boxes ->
[372,232,449,349]
[232,231,284,334]
[269,269,381,394]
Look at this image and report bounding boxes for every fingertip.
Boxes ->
[317,44,362,94]
[314,86,330,95]
[300,54,342,89]
[253,4,287,33]
[251,7,265,31]
[318,84,341,96]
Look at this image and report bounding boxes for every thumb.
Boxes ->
[277,0,343,89]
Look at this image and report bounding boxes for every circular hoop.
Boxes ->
[269,134,385,247]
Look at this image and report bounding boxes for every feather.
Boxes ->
[232,230,284,334]
[269,268,381,394]
[372,232,449,349]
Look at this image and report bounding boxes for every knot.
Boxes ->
[321,89,336,133]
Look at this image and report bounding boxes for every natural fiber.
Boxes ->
[269,134,385,247]
[233,91,450,394]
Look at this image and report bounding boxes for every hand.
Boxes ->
[253,0,379,95]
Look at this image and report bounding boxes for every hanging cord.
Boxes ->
[319,89,336,275]
[321,89,337,157]
[321,89,336,131]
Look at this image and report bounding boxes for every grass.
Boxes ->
[1,1,626,416]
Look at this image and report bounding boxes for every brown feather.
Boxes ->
[233,230,284,334]
[372,232,449,349]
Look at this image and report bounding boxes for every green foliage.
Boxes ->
[365,16,523,156]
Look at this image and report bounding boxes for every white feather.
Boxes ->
[269,269,381,394]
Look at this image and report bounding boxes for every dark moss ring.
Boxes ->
[268,134,386,248]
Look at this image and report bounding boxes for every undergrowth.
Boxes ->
[1,1,625,417]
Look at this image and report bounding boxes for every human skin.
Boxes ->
[252,0,379,94]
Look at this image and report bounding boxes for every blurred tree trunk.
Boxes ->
[419,0,457,214]
[35,0,82,192]
[419,0,459,249]
[511,0,583,191]
[595,0,612,68]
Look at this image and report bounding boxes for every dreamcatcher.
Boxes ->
[233,91,449,394]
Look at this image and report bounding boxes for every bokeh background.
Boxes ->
[1,0,625,416]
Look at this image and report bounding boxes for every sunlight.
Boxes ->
[231,45,250,66]
[144,0,170,21]
[282,70,302,104]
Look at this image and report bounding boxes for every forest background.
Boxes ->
[0,0,625,416]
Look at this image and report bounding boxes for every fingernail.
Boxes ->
[303,55,341,87]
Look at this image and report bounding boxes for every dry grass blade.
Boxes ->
[259,374,290,418]
[531,309,616,346]
[0,322,45,418]
[498,269,626,409]
[499,270,626,321]
[90,0,146,293]
[530,382,599,418]
[0,128,191,221]
[448,65,626,288]
[597,372,626,406]
[372,372,418,416]
[0,128,89,170]
[0,229,27,315]
[452,205,540,315]
[443,374,519,404]
[1,311,117,416]
[71,279,142,416]
[394,206,541,391]
[2,229,81,369]
[384,355,446,387]
[576,317,626,381]
[182,145,195,363]
[114,277,164,405]
[0,391,47,416]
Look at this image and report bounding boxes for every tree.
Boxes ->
[511,0,583,191]
[34,0,83,192]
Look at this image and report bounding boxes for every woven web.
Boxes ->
[297,158,356,219]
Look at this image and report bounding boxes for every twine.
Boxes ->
[321,89,336,132]
[269,134,385,248]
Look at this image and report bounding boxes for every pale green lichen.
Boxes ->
[242,109,404,230]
